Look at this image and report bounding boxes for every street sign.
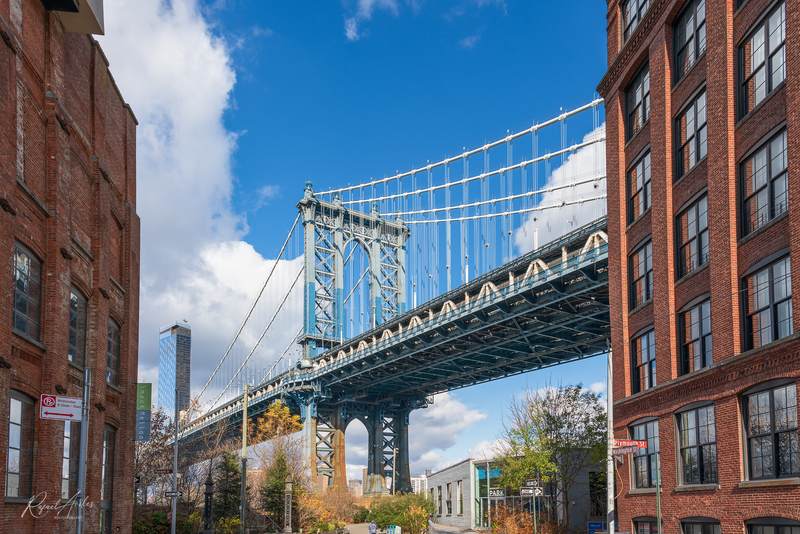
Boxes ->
[589,521,606,534]
[40,395,82,421]
[489,489,505,497]
[165,490,183,498]
[520,487,534,495]
[154,468,174,475]
[525,478,541,487]
[613,445,639,456]
[614,439,647,448]
[534,487,543,496]
[134,476,141,485]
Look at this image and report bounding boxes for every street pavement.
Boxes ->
[346,521,484,534]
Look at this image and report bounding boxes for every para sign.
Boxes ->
[40,395,82,422]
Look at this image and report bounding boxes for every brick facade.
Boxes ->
[0,1,139,532]
[598,0,800,531]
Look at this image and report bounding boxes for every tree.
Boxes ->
[494,382,607,529]
[214,450,242,520]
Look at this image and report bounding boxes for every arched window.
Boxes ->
[6,391,35,498]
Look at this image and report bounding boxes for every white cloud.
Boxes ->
[459,35,480,49]
[513,124,607,254]
[254,184,280,211]
[344,0,400,41]
[471,438,507,461]
[97,0,303,406]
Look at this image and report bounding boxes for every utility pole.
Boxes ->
[656,453,662,534]
[392,448,398,494]
[75,368,91,534]
[606,346,615,534]
[172,387,179,534]
[241,383,249,534]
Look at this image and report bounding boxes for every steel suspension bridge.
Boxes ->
[180,97,610,494]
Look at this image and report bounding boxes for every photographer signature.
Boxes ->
[22,492,97,519]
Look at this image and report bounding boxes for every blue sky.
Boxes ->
[97,0,609,480]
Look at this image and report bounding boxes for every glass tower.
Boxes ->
[158,323,192,419]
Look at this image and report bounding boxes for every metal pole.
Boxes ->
[533,491,537,534]
[75,368,91,534]
[241,384,249,534]
[392,448,397,495]
[172,387,178,534]
[606,347,614,534]
[655,453,662,534]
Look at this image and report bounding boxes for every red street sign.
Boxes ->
[40,395,82,422]
[154,469,174,475]
[614,439,647,449]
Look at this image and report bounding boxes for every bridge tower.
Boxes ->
[295,182,412,494]
[297,182,409,359]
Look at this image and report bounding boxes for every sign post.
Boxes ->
[606,346,615,534]
[75,368,91,534]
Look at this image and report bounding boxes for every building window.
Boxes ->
[739,1,785,116]
[631,420,659,488]
[62,421,80,499]
[13,243,42,341]
[680,301,712,375]
[438,486,443,514]
[107,319,121,386]
[102,426,116,501]
[628,151,651,222]
[749,524,800,534]
[630,241,653,308]
[684,523,720,534]
[636,521,662,534]
[676,90,707,180]
[678,405,718,484]
[677,196,709,277]
[741,129,788,236]
[746,383,798,479]
[675,0,706,81]
[69,289,88,367]
[626,63,650,139]
[632,330,656,393]
[6,391,34,498]
[446,482,452,514]
[744,256,792,350]
[622,0,650,42]
[457,480,463,514]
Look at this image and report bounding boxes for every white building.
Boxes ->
[411,474,428,494]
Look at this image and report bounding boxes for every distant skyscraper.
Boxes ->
[158,322,192,418]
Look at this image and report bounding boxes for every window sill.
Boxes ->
[738,332,800,362]
[626,207,652,232]
[739,477,800,489]
[106,382,123,394]
[628,299,653,317]
[12,330,46,351]
[734,0,749,16]
[674,261,709,287]
[5,497,39,504]
[738,210,788,246]
[67,360,85,373]
[110,275,125,294]
[627,487,661,495]
[736,80,786,129]
[673,154,708,189]
[673,51,706,93]
[675,483,719,492]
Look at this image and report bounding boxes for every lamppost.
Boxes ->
[204,475,214,534]
[284,475,293,533]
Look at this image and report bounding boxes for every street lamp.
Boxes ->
[284,475,293,533]
[204,475,214,534]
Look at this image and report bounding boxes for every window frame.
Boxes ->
[13,242,42,342]
[622,0,651,43]
[674,0,707,83]
[738,1,786,118]
[107,318,121,386]
[683,522,721,534]
[628,150,652,223]
[457,479,463,514]
[635,520,662,534]
[675,89,708,180]
[626,62,650,140]
[6,390,35,499]
[632,329,656,394]
[446,482,452,515]
[676,195,709,278]
[746,519,800,534]
[677,404,718,485]
[740,128,788,237]
[62,421,80,500]
[744,382,799,480]
[629,240,653,309]
[631,419,659,489]
[101,425,116,502]
[743,255,793,351]
[679,300,712,375]
[69,288,88,368]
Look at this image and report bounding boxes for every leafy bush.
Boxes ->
[131,511,201,534]
[353,506,370,523]
[368,493,435,534]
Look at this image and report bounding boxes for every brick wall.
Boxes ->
[598,0,800,531]
[0,1,139,532]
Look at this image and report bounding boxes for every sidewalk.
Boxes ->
[428,521,486,534]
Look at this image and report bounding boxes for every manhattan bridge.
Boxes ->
[179,98,611,494]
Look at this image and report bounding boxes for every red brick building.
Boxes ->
[0,0,139,532]
[598,0,799,532]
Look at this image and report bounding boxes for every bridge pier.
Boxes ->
[364,404,389,495]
